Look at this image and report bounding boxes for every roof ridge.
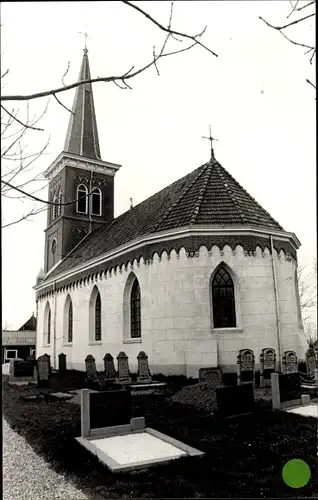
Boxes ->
[190,160,214,225]
[215,163,248,225]
[152,162,210,232]
[220,164,283,230]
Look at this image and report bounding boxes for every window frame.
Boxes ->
[130,278,141,338]
[95,291,102,342]
[5,349,18,361]
[52,192,58,220]
[67,300,73,343]
[76,184,88,214]
[91,187,102,216]
[211,265,236,329]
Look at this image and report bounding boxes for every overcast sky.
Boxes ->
[1,1,316,330]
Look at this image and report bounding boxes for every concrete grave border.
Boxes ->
[76,388,204,472]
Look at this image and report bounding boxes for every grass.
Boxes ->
[2,371,318,499]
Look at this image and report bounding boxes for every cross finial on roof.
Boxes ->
[79,28,91,51]
[202,125,218,160]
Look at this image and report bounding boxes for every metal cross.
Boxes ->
[79,29,90,50]
[202,125,218,160]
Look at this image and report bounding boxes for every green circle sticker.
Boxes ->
[282,459,311,488]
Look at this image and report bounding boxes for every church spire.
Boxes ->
[64,49,101,160]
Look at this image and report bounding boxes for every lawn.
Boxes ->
[2,372,317,499]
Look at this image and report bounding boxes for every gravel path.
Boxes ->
[3,418,89,500]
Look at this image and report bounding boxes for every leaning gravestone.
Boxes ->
[103,353,116,382]
[85,354,99,387]
[198,367,222,388]
[282,351,298,374]
[137,351,152,383]
[89,388,132,429]
[237,349,255,384]
[271,372,302,409]
[117,352,131,383]
[216,382,255,417]
[306,347,317,374]
[260,348,276,388]
[58,353,67,373]
[36,354,51,388]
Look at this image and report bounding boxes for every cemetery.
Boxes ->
[2,347,318,498]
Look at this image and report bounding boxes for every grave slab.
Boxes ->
[76,426,204,473]
[286,404,318,418]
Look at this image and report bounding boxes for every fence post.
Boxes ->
[80,389,90,438]
[271,372,281,410]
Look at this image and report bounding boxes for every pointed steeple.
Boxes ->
[64,49,101,160]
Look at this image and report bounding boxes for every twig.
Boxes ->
[53,93,74,115]
[1,105,44,131]
[259,12,315,31]
[62,61,70,86]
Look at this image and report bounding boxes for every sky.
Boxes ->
[1,1,316,330]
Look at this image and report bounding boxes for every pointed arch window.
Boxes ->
[212,266,236,328]
[44,302,51,345]
[130,278,141,338]
[67,300,73,343]
[57,188,62,216]
[92,187,102,216]
[76,184,88,214]
[53,192,58,219]
[95,291,101,341]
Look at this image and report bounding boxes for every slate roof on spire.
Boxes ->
[64,49,101,160]
[44,157,286,280]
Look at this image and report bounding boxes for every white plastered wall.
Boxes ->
[36,244,307,377]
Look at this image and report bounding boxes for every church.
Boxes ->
[34,48,307,378]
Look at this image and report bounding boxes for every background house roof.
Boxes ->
[2,330,36,346]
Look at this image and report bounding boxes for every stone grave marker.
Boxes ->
[26,354,36,366]
[198,367,222,388]
[137,351,152,383]
[9,358,37,384]
[237,349,255,384]
[89,388,132,430]
[260,348,276,388]
[58,353,67,373]
[103,353,116,382]
[216,382,255,417]
[36,354,51,387]
[282,351,298,374]
[117,352,131,383]
[306,347,317,374]
[271,372,301,409]
[85,354,99,386]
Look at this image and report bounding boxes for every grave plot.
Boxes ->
[76,389,204,472]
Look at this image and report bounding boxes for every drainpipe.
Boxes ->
[53,281,57,370]
[270,235,282,371]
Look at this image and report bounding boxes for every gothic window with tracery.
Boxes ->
[130,278,141,338]
[212,266,236,328]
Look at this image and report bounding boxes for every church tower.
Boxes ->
[43,48,121,273]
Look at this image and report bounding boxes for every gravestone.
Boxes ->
[198,367,222,388]
[306,347,317,374]
[216,382,255,417]
[278,372,301,404]
[137,351,152,383]
[237,349,255,384]
[117,352,131,383]
[260,348,276,388]
[103,353,116,382]
[282,351,298,374]
[26,354,36,366]
[14,360,34,378]
[89,388,132,429]
[36,354,51,387]
[85,354,99,386]
[58,353,67,373]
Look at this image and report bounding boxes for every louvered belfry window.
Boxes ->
[95,292,101,341]
[212,266,236,328]
[130,279,141,338]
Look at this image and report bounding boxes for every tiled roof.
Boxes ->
[44,157,284,281]
[2,330,36,346]
[18,314,36,331]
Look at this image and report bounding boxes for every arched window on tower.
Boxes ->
[76,184,88,214]
[53,192,58,220]
[130,278,141,338]
[57,188,62,216]
[92,187,102,216]
[212,265,236,328]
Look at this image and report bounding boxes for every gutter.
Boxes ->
[270,235,282,371]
